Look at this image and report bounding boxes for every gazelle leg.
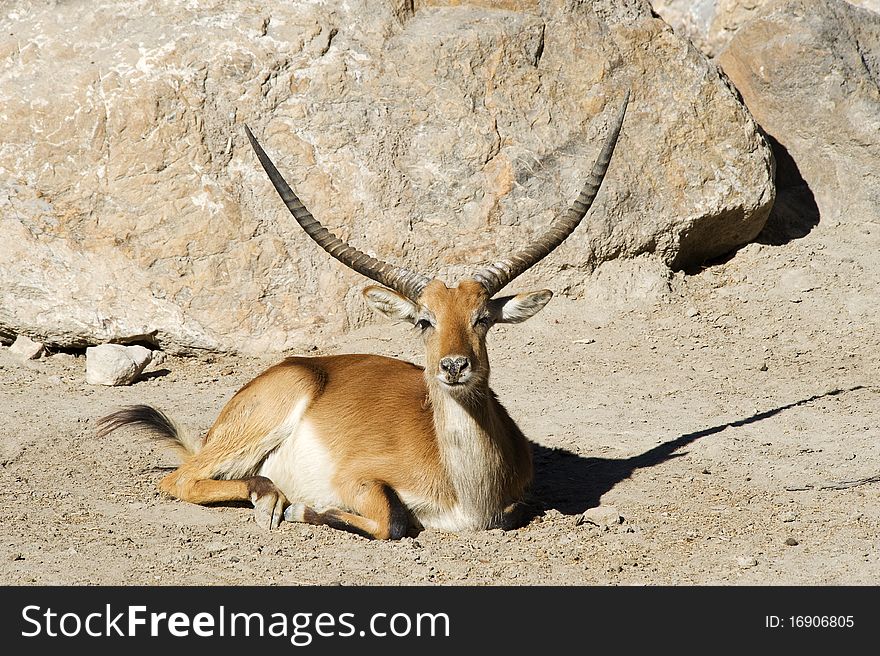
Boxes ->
[284,482,411,540]
[159,466,288,530]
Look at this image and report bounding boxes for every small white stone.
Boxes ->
[736,556,758,569]
[577,505,623,527]
[85,344,154,386]
[9,335,44,360]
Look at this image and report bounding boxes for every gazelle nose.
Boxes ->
[439,356,470,379]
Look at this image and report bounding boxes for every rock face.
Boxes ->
[650,0,880,57]
[648,0,755,57]
[0,0,773,354]
[718,0,880,228]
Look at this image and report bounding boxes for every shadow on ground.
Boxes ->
[531,386,864,517]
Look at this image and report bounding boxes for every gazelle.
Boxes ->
[98,91,629,539]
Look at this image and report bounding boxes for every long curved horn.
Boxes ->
[473,89,630,296]
[244,126,432,301]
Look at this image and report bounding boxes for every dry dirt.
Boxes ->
[1,211,879,586]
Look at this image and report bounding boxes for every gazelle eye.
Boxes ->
[415,318,433,332]
[474,315,492,328]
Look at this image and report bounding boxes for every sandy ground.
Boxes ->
[1,209,879,586]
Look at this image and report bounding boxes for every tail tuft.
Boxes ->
[97,405,199,459]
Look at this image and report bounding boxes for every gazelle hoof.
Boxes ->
[252,490,286,530]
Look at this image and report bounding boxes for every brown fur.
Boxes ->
[286,354,453,507]
[100,280,541,539]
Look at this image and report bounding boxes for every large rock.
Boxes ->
[0,0,773,354]
[650,0,880,57]
[718,0,880,228]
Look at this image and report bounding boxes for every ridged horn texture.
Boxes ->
[244,125,432,302]
[473,89,630,296]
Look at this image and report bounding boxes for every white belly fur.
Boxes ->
[259,428,495,531]
[258,418,342,511]
[411,502,495,532]
[256,396,505,532]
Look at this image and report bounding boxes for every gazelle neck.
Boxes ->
[424,368,501,439]
[425,375,511,529]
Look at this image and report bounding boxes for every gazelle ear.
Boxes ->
[488,290,553,324]
[363,286,420,323]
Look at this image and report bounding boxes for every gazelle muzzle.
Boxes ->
[438,355,471,385]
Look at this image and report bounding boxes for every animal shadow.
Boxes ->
[528,387,862,519]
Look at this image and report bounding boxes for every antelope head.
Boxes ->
[244,91,629,400]
[361,279,551,400]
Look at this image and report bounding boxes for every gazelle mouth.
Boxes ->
[436,376,471,388]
